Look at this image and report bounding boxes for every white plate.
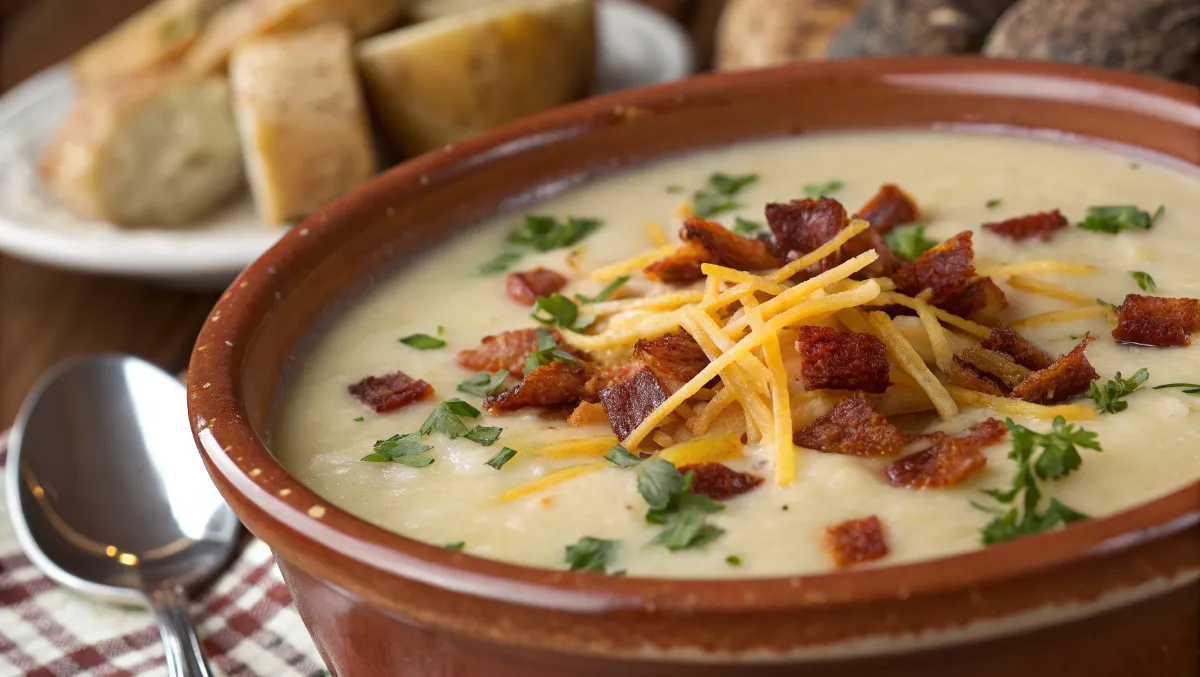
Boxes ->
[0,1,692,289]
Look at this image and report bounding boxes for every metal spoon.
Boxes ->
[5,354,240,677]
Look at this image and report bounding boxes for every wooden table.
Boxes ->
[0,0,724,427]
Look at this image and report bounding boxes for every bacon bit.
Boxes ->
[643,242,712,284]
[979,324,1053,370]
[582,362,640,401]
[678,463,763,500]
[957,346,1030,389]
[856,185,919,234]
[567,401,609,427]
[348,370,434,413]
[680,217,783,270]
[939,277,1008,324]
[823,515,889,568]
[794,392,907,457]
[765,197,849,272]
[842,224,897,279]
[1011,335,1099,404]
[794,326,890,393]
[983,210,1068,242]
[892,231,976,305]
[1112,294,1200,347]
[948,357,1007,396]
[599,365,669,439]
[885,418,1006,489]
[505,268,568,305]
[457,328,584,376]
[632,330,710,393]
[483,362,588,414]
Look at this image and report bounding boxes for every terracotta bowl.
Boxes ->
[188,58,1200,677]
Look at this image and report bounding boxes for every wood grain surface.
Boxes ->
[0,0,724,427]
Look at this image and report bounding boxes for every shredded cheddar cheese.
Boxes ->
[589,244,681,282]
[659,434,743,466]
[1004,275,1095,306]
[498,461,611,501]
[911,295,954,373]
[868,311,958,419]
[1010,305,1109,329]
[977,260,1099,278]
[868,291,991,338]
[947,386,1096,421]
[536,435,619,459]
[580,291,704,317]
[646,221,670,247]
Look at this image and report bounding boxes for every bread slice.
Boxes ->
[229,24,376,225]
[70,0,232,88]
[40,74,243,227]
[185,0,408,73]
[357,0,596,157]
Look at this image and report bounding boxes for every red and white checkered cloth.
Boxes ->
[0,431,326,676]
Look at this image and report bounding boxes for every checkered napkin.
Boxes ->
[0,431,326,676]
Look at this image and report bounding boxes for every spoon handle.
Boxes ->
[150,586,215,677]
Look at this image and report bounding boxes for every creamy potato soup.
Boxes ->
[273,130,1200,578]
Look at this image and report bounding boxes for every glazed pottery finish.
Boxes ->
[188,58,1200,677]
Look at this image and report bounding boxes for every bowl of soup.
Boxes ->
[188,58,1200,677]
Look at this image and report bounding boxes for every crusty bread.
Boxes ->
[229,24,376,225]
[40,74,243,227]
[70,0,231,88]
[185,0,408,73]
[716,0,867,71]
[357,0,596,157]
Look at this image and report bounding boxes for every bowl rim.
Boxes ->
[189,56,1200,614]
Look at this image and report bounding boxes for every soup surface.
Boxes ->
[273,130,1200,578]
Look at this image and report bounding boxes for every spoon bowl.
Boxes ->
[6,354,240,676]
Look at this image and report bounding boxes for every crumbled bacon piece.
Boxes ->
[892,231,976,305]
[939,277,1008,324]
[856,184,919,234]
[505,268,568,305]
[794,392,907,457]
[632,330,710,393]
[566,401,609,427]
[794,326,890,393]
[983,210,1068,242]
[765,197,849,272]
[979,324,1052,370]
[823,515,889,568]
[457,328,584,376]
[885,418,1006,489]
[681,217,783,270]
[582,362,640,401]
[599,365,669,439]
[643,242,712,284]
[348,370,434,413]
[677,463,763,500]
[1112,294,1200,347]
[483,362,589,414]
[842,224,897,279]
[1010,335,1099,404]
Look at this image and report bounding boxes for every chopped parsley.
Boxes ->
[443,541,466,551]
[666,184,684,194]
[464,425,503,446]
[531,293,594,331]
[564,536,619,573]
[457,370,509,397]
[802,180,844,198]
[976,417,1100,545]
[604,444,641,468]
[1129,270,1157,292]
[884,224,937,261]
[508,215,603,251]
[524,328,578,374]
[637,458,726,551]
[353,416,364,422]
[485,446,518,469]
[732,217,763,236]
[478,251,522,275]
[1090,369,1149,414]
[985,198,1003,209]
[691,172,758,218]
[1077,205,1165,234]
[1153,382,1200,395]
[398,333,446,350]
[361,433,435,466]
[418,399,481,439]
[725,555,742,566]
[1096,298,1118,312]
[575,276,629,304]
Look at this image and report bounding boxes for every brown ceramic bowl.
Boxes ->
[188,58,1200,677]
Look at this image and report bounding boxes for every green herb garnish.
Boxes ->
[565,536,619,573]
[986,198,1003,209]
[457,370,509,397]
[604,444,641,468]
[1129,271,1157,292]
[725,555,742,566]
[1090,369,1149,414]
[418,399,481,439]
[1153,382,1200,394]
[691,172,758,218]
[524,328,578,374]
[976,417,1100,545]
[485,446,518,469]
[666,184,684,194]
[443,541,466,551]
[732,217,763,236]
[508,215,603,251]
[399,333,446,350]
[353,416,364,422]
[464,425,503,446]
[1096,298,1118,312]
[361,432,435,466]
[802,180,844,198]
[884,224,937,261]
[1077,205,1165,234]
[478,251,522,275]
[637,458,726,551]
[531,293,594,331]
[575,276,629,304]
